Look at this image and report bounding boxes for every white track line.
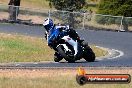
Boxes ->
[95,46,124,60]
[108,49,124,59]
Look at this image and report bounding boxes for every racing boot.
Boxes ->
[54,52,63,62]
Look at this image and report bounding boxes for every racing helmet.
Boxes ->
[43,18,54,32]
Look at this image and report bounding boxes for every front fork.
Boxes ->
[75,44,84,60]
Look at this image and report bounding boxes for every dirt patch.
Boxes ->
[18,14,45,24]
[0,12,44,24]
[0,68,132,78]
[0,68,131,88]
[0,12,9,20]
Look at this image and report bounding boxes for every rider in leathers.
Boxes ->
[43,18,84,62]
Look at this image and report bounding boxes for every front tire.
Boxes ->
[57,45,75,63]
[54,52,63,62]
[83,46,95,62]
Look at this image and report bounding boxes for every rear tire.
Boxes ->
[83,46,95,62]
[57,45,75,63]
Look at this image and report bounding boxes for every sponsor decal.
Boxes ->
[76,67,131,85]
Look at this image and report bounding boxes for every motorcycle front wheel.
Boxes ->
[57,45,75,63]
[83,46,95,62]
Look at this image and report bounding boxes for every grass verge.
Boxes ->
[0,69,131,88]
[0,33,107,63]
[0,33,54,62]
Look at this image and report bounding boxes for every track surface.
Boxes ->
[0,23,132,67]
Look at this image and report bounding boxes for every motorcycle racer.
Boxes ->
[43,18,84,50]
[43,18,92,62]
[43,18,95,63]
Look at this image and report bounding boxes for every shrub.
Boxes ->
[97,0,132,17]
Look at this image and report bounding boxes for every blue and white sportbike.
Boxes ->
[44,26,95,63]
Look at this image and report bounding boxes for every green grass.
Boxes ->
[0,33,107,63]
[0,33,54,62]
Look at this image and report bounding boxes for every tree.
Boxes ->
[48,0,86,11]
[8,0,21,22]
[97,0,132,31]
[47,0,86,28]
[97,0,132,17]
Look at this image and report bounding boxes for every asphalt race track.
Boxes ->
[0,23,132,67]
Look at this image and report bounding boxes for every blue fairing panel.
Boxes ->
[48,28,60,44]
